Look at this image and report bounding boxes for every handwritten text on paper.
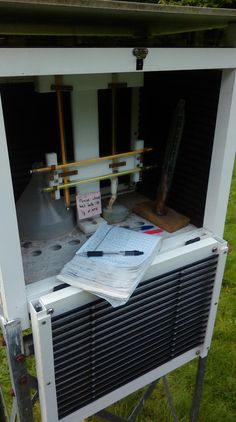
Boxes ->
[76,192,102,220]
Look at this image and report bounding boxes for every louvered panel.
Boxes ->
[51,254,218,419]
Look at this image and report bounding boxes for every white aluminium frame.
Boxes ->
[0,47,236,329]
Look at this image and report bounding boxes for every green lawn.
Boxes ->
[1,165,236,421]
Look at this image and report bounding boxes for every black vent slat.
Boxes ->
[56,337,205,419]
[54,300,210,370]
[55,341,173,387]
[57,334,205,417]
[51,254,218,419]
[53,296,212,366]
[53,289,213,359]
[55,326,207,390]
[54,296,212,365]
[54,317,208,385]
[51,255,217,327]
[52,268,215,341]
[53,276,214,349]
[56,351,173,416]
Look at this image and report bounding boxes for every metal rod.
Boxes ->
[97,409,127,422]
[190,356,208,422]
[0,386,7,422]
[127,381,158,422]
[162,376,179,422]
[31,148,154,174]
[55,75,70,208]
[42,165,155,192]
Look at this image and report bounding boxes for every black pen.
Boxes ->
[79,250,144,257]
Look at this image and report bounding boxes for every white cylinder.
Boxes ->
[45,152,60,199]
[131,139,144,183]
[135,139,144,151]
[45,152,58,166]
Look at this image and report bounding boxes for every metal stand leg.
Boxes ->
[96,381,158,422]
[0,386,7,422]
[97,356,208,422]
[162,376,179,422]
[0,315,34,422]
[127,381,158,422]
[190,356,208,422]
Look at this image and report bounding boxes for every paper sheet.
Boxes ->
[58,224,162,306]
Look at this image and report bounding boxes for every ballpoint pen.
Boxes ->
[121,224,154,231]
[79,250,144,257]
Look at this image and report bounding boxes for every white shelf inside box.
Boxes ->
[23,192,212,305]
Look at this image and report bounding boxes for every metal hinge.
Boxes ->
[133,48,148,70]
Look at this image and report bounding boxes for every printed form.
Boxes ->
[58,224,162,306]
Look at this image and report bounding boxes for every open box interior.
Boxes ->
[1,69,221,288]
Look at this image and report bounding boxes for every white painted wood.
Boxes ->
[204,69,236,237]
[145,236,218,281]
[200,241,228,357]
[39,287,96,318]
[1,48,236,77]
[0,95,29,329]
[72,89,100,194]
[35,73,143,92]
[30,302,58,422]
[29,234,224,421]
[130,87,140,147]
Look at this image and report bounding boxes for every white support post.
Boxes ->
[130,87,140,147]
[0,96,29,329]
[204,69,236,237]
[130,87,143,184]
[71,89,100,194]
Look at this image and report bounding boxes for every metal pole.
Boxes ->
[127,381,158,422]
[190,356,208,422]
[0,388,7,422]
[162,376,178,422]
[0,316,34,422]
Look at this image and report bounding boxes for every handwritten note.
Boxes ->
[76,192,102,220]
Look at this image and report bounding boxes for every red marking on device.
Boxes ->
[144,228,164,234]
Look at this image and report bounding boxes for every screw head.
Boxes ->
[15,354,25,363]
[18,375,28,386]
[47,308,54,315]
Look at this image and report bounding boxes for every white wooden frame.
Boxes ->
[0,48,236,329]
[30,236,226,422]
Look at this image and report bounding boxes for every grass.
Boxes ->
[1,165,236,421]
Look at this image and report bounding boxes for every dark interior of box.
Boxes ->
[1,69,221,230]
